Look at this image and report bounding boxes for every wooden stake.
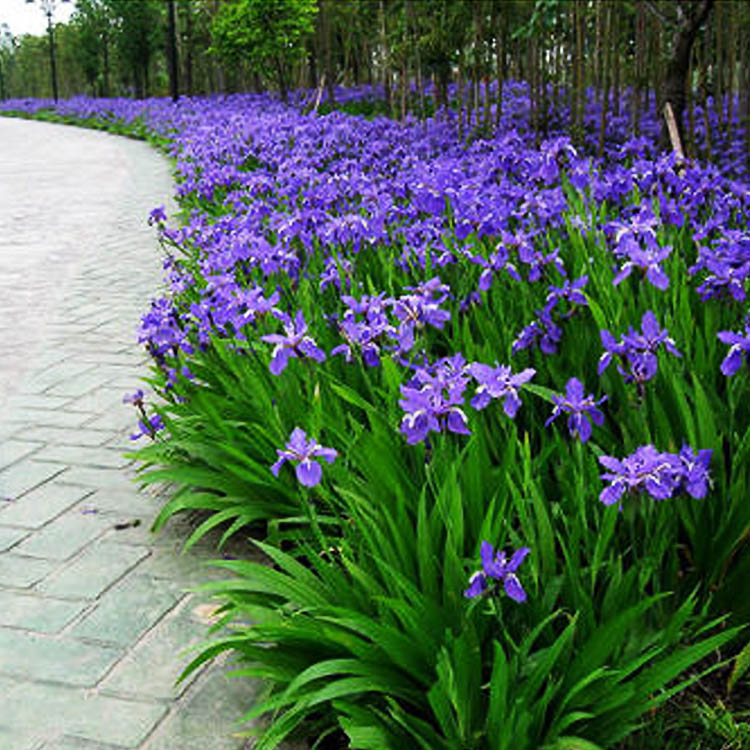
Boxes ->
[663,101,687,173]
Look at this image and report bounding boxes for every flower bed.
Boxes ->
[5,84,750,749]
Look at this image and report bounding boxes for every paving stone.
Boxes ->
[47,372,118,399]
[42,737,125,750]
[1,682,167,747]
[0,553,57,588]
[18,410,96,429]
[0,460,67,500]
[0,628,121,685]
[65,389,132,416]
[37,542,150,599]
[102,519,160,548]
[14,510,109,560]
[0,726,44,750]
[0,483,92,528]
[21,363,97,395]
[84,409,141,434]
[56,466,138,492]
[5,394,72,412]
[0,524,30,551]
[102,598,212,700]
[29,445,130,471]
[76,488,160,519]
[142,665,255,750]
[0,440,44,470]
[19,427,113,448]
[71,575,184,646]
[137,546,225,587]
[0,591,87,633]
[105,376,152,392]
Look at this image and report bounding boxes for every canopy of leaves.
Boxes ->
[210,0,317,76]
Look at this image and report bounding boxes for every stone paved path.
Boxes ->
[0,118,258,750]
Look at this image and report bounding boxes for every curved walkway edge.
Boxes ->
[0,118,254,750]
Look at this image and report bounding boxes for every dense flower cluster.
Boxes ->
[8,83,747,617]
[599,444,712,506]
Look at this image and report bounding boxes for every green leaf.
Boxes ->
[728,637,750,694]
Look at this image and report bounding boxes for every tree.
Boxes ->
[105,0,163,98]
[650,0,715,153]
[70,0,113,95]
[210,0,317,103]
[166,0,179,101]
[0,24,14,100]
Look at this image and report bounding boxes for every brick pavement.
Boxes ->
[0,118,261,750]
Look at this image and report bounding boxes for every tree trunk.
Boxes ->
[379,0,391,116]
[687,44,696,157]
[184,2,194,96]
[494,3,504,130]
[166,0,179,101]
[102,31,110,97]
[275,55,288,103]
[698,34,712,160]
[307,36,318,90]
[323,0,336,106]
[725,1,736,141]
[659,0,715,153]
[742,20,750,173]
[713,0,723,132]
[631,0,645,136]
[598,3,611,158]
[572,0,585,148]
[528,37,536,140]
[613,13,621,119]
[457,58,464,141]
[595,0,603,104]
[406,0,424,119]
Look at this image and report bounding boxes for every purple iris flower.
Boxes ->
[599,446,680,506]
[122,389,145,406]
[148,205,167,226]
[598,443,712,506]
[129,414,165,441]
[330,315,384,367]
[510,275,588,357]
[464,541,530,603]
[545,378,606,443]
[677,444,713,498]
[473,244,521,292]
[599,311,681,384]
[543,275,589,314]
[261,310,326,375]
[270,427,338,488]
[399,355,471,444]
[691,231,750,302]
[606,204,666,284]
[717,324,750,376]
[606,206,671,291]
[512,310,563,355]
[622,310,682,359]
[468,362,535,417]
[319,256,354,292]
[390,277,451,353]
[612,237,672,290]
[331,294,391,367]
[234,286,281,323]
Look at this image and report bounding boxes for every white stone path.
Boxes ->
[0,118,258,750]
